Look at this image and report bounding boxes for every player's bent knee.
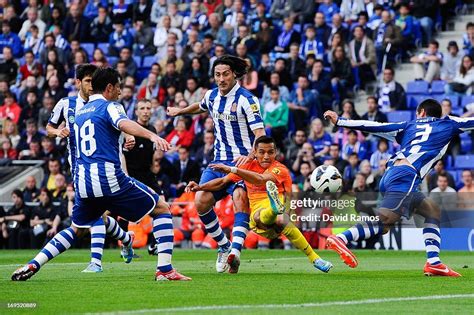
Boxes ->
[195,191,215,214]
[253,210,262,225]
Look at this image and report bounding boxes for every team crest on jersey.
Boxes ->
[68,115,75,124]
[250,104,259,112]
[272,168,281,175]
[231,103,237,112]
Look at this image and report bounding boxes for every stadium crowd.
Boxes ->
[0,0,473,250]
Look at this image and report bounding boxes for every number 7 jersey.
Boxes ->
[73,94,129,199]
[337,115,474,178]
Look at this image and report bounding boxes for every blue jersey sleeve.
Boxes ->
[337,118,407,142]
[448,116,474,133]
[241,96,264,131]
[106,102,129,130]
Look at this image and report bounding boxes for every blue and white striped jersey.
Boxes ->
[73,94,129,199]
[48,94,87,174]
[337,115,474,178]
[199,83,264,162]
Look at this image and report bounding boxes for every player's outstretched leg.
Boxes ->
[195,191,232,273]
[326,219,384,268]
[104,216,135,264]
[152,199,191,281]
[228,187,250,274]
[82,218,105,273]
[12,227,79,281]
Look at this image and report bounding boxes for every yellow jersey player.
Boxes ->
[186,136,333,273]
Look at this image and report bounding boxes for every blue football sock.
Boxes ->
[199,208,230,249]
[90,218,106,267]
[230,212,249,257]
[30,227,77,269]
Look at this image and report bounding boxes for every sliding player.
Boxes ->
[46,64,134,273]
[186,136,333,273]
[324,99,472,277]
[12,68,190,281]
[167,55,265,273]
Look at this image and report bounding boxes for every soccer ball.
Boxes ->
[310,165,343,193]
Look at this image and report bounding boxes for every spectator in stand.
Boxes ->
[289,0,315,26]
[261,72,291,105]
[45,6,66,31]
[287,43,307,83]
[158,40,184,73]
[343,152,359,187]
[308,118,332,158]
[328,31,350,65]
[429,174,457,214]
[19,7,46,41]
[130,0,152,24]
[18,139,42,160]
[288,75,317,130]
[240,58,258,95]
[340,0,365,23]
[18,91,40,131]
[0,47,18,86]
[29,188,62,248]
[299,25,324,60]
[463,22,474,57]
[327,143,348,174]
[445,55,474,96]
[309,59,332,109]
[373,10,402,73]
[171,192,204,248]
[44,75,67,104]
[441,41,463,82]
[154,15,183,53]
[23,25,43,58]
[187,57,210,89]
[0,92,21,125]
[62,3,90,42]
[285,129,307,167]
[375,66,406,112]
[91,48,109,67]
[39,33,66,67]
[119,85,137,119]
[195,130,215,172]
[369,138,391,170]
[294,161,314,192]
[172,146,201,197]
[137,72,166,104]
[458,170,474,209]
[166,117,194,149]
[0,21,23,58]
[2,118,21,148]
[19,51,44,87]
[270,0,291,20]
[167,3,183,29]
[0,137,17,160]
[118,47,138,78]
[16,119,42,152]
[362,96,388,122]
[329,13,349,46]
[410,40,443,83]
[2,5,22,34]
[352,11,373,40]
[342,129,368,160]
[0,190,31,249]
[313,12,331,50]
[395,3,415,51]
[40,136,59,161]
[150,0,168,26]
[273,18,301,56]
[426,159,455,192]
[37,96,54,132]
[255,19,275,55]
[23,175,40,202]
[183,77,206,105]
[205,13,230,47]
[318,0,340,25]
[331,46,354,104]
[133,18,156,57]
[292,142,319,175]
[410,0,438,46]
[161,61,181,90]
[262,86,288,151]
[41,158,62,192]
[108,20,133,57]
[84,0,108,20]
[349,26,376,90]
[89,5,113,43]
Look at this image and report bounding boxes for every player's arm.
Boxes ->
[47,98,69,138]
[449,115,474,132]
[210,163,276,186]
[324,110,406,142]
[167,102,206,117]
[186,176,231,192]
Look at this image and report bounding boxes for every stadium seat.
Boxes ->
[430,80,446,94]
[136,69,148,82]
[406,80,429,94]
[451,107,464,116]
[454,154,474,169]
[107,56,118,66]
[460,133,472,153]
[433,94,459,107]
[97,42,109,53]
[142,56,156,68]
[133,56,142,67]
[445,155,453,170]
[412,18,423,48]
[81,43,95,58]
[461,95,474,108]
[407,95,431,109]
[387,111,412,122]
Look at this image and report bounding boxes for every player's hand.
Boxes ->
[323,111,339,125]
[56,127,70,139]
[124,135,135,150]
[47,228,57,237]
[210,163,232,174]
[233,155,251,166]
[185,181,200,192]
[167,106,181,117]
[151,135,171,152]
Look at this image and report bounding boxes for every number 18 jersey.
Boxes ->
[73,94,129,199]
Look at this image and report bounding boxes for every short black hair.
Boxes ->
[441,98,452,107]
[384,66,395,75]
[212,55,249,79]
[91,67,121,93]
[12,189,23,200]
[254,135,276,148]
[417,99,442,118]
[76,63,97,81]
[429,40,439,48]
[270,85,280,93]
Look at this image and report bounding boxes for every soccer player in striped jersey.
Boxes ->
[12,67,190,281]
[324,99,474,277]
[167,55,266,273]
[46,64,135,273]
[186,136,333,273]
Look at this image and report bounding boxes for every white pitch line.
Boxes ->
[90,294,474,314]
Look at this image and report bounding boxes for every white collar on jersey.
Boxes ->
[88,94,108,102]
[220,82,240,97]
[77,92,87,103]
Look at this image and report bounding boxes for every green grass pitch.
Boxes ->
[0,249,473,314]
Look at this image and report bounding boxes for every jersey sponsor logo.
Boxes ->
[250,103,259,112]
[212,112,237,121]
[77,106,96,116]
[272,168,281,175]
